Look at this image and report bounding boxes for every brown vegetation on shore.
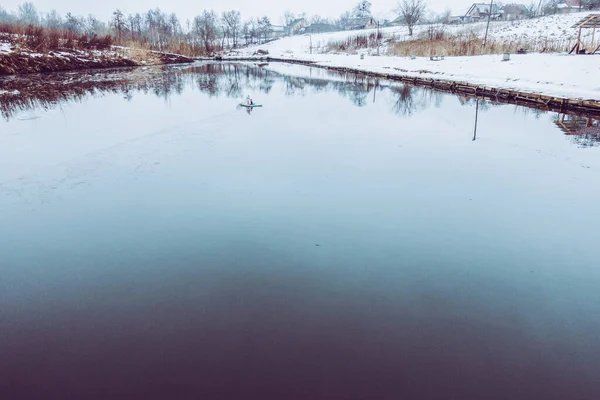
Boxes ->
[326,25,573,57]
[0,22,113,53]
[0,23,194,75]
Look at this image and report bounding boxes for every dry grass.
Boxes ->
[389,35,573,57]
[0,22,112,53]
[325,32,383,53]
[327,25,574,57]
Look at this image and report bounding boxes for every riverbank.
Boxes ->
[0,44,193,75]
[219,53,600,116]
[218,11,599,111]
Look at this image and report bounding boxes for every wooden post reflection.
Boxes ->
[473,98,480,141]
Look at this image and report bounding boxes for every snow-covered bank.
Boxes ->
[238,12,595,56]
[235,53,600,101]
[0,42,193,75]
[224,12,599,102]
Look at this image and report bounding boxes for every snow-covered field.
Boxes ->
[232,12,600,101]
[258,53,600,100]
[238,12,595,56]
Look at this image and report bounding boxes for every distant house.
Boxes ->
[303,23,339,34]
[447,15,476,24]
[465,3,502,20]
[345,17,378,30]
[287,18,310,35]
[269,25,287,39]
[390,16,404,26]
[501,4,529,20]
[556,0,584,13]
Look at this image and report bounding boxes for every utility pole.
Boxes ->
[377,21,380,56]
[483,0,494,48]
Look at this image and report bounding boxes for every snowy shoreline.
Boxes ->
[217,54,600,115]
[224,12,599,105]
[220,52,600,103]
[0,45,193,76]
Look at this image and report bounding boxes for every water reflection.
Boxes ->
[1,62,598,147]
[473,98,480,142]
[2,62,600,400]
[555,114,600,148]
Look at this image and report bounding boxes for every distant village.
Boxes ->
[268,0,600,38]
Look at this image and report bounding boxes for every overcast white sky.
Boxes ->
[2,0,468,24]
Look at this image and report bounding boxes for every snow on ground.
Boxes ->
[233,12,600,101]
[0,41,12,53]
[0,90,20,96]
[254,53,600,100]
[240,12,594,57]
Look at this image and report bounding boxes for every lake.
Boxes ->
[1,63,600,399]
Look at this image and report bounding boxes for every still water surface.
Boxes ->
[1,63,600,399]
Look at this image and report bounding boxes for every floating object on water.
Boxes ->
[502,53,511,61]
[240,103,263,108]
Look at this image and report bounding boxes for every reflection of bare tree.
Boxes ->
[0,63,283,120]
[391,85,420,116]
[223,64,243,98]
[3,63,598,152]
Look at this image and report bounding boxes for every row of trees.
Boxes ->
[1,2,276,55]
[0,3,107,36]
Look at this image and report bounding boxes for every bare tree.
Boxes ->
[222,10,242,48]
[242,22,251,46]
[169,13,180,38]
[43,10,63,29]
[86,14,104,36]
[257,16,271,43]
[18,2,39,25]
[194,10,218,53]
[337,11,352,29]
[64,13,83,34]
[132,13,143,38]
[0,6,12,23]
[439,8,452,23]
[311,15,329,24]
[396,0,427,36]
[111,9,127,41]
[283,11,296,26]
[353,1,373,18]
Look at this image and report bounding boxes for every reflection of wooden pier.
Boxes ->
[555,114,600,147]
[555,114,600,135]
